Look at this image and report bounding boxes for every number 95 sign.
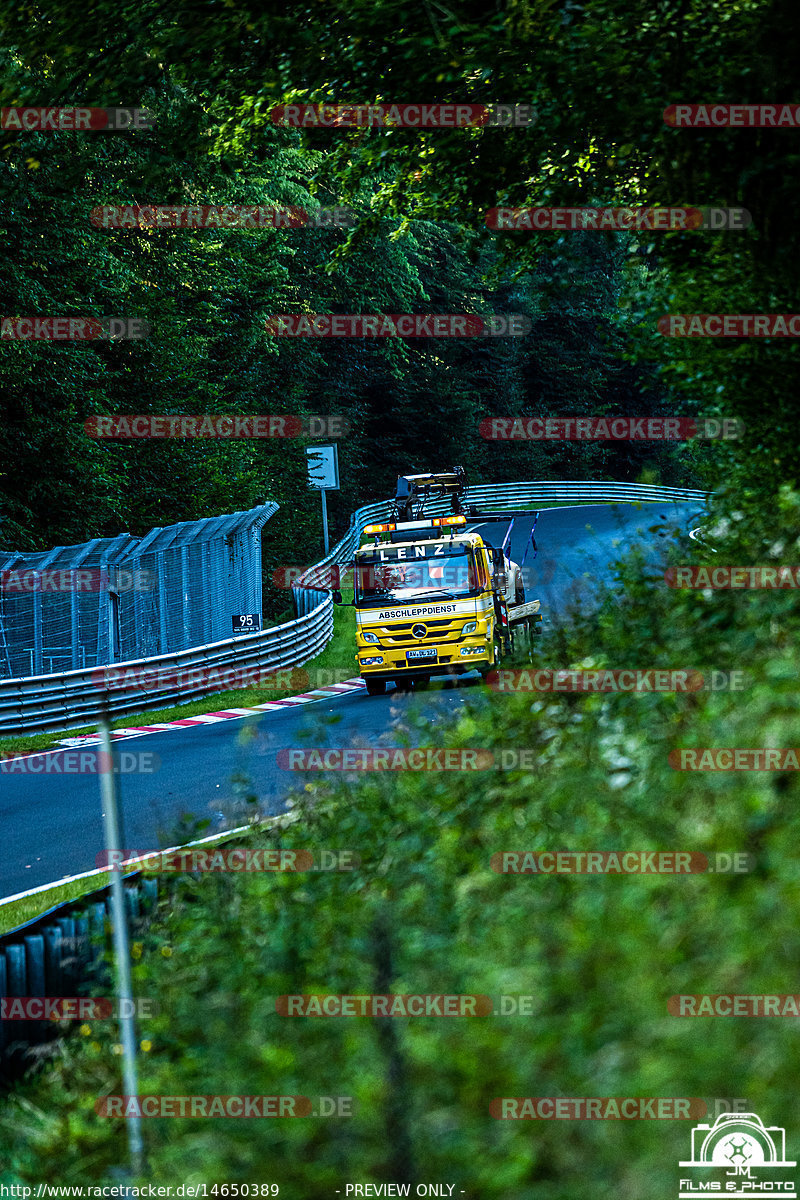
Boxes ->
[232,613,262,634]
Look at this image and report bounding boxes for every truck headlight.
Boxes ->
[361,631,380,643]
[462,621,478,636]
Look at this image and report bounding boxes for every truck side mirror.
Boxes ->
[332,589,343,604]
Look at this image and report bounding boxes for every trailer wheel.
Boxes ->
[365,679,386,696]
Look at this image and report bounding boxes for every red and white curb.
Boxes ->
[57,679,366,749]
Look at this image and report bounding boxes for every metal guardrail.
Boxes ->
[463,481,708,506]
[0,874,158,1081]
[0,817,306,1075]
[0,601,333,735]
[1,481,709,737]
[293,481,711,590]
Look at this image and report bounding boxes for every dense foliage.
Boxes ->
[1,0,799,1192]
[1,25,742,553]
[3,497,800,1194]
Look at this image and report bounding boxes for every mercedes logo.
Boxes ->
[412,624,427,638]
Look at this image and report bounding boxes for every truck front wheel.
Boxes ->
[365,679,386,696]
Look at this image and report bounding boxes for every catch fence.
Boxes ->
[0,505,278,680]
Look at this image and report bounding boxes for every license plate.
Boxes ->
[406,648,437,661]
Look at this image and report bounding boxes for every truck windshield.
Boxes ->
[354,550,479,606]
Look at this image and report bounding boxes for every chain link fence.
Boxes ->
[0,505,278,679]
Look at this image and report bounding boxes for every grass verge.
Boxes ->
[0,870,138,935]
[0,811,302,933]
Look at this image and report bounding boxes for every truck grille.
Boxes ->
[379,618,460,646]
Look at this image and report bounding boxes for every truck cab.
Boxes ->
[334,469,540,696]
[352,518,508,695]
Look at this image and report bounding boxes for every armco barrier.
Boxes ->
[0,602,333,735]
[292,480,711,595]
[0,874,158,1081]
[0,481,709,736]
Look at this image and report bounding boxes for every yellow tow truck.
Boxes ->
[334,469,542,695]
